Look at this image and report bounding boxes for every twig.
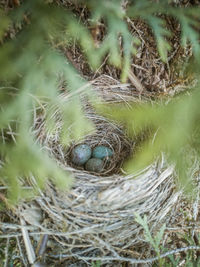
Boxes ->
[128,70,144,93]
[92,55,109,79]
[0,193,13,210]
[49,245,200,264]
[20,218,36,265]
[36,234,49,257]
[16,236,28,266]
[4,238,10,267]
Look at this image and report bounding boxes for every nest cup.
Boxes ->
[16,75,179,265]
[66,113,132,176]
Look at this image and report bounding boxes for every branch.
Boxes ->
[49,245,200,264]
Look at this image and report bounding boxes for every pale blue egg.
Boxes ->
[85,158,104,173]
[92,145,113,159]
[71,144,92,166]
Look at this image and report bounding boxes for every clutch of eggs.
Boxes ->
[71,144,113,173]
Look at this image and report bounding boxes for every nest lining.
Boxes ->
[66,125,131,176]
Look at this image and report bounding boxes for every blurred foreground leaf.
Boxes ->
[97,83,200,191]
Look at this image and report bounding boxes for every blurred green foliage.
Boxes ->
[0,0,200,201]
[135,213,166,266]
[99,83,200,191]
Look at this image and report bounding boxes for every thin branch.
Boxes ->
[16,236,28,266]
[128,70,144,93]
[49,246,200,264]
[20,218,36,265]
[4,238,10,267]
[36,234,49,257]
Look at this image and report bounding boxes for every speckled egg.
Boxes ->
[85,158,104,173]
[92,145,113,159]
[71,144,92,166]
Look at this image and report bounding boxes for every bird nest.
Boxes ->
[7,75,182,266]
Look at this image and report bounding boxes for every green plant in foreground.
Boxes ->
[92,261,101,267]
[0,0,200,201]
[135,213,200,266]
[135,213,166,266]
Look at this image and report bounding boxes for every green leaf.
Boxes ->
[155,224,166,248]
[128,0,200,61]
[134,213,156,248]
[147,16,171,62]
[60,97,95,144]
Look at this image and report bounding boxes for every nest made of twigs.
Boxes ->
[7,75,182,267]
